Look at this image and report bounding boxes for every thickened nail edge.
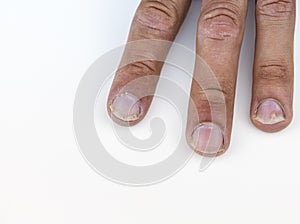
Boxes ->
[109,92,142,122]
[254,98,285,125]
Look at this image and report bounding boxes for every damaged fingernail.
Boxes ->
[191,122,224,156]
[255,99,285,125]
[110,92,142,122]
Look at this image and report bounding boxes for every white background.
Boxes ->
[1,0,300,223]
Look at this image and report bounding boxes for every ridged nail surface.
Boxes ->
[110,92,141,122]
[191,123,224,155]
[255,99,285,125]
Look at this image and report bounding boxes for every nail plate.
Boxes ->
[191,123,224,155]
[255,99,285,125]
[110,92,141,122]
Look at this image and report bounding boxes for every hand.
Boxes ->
[107,0,296,157]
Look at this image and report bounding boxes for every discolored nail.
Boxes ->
[191,122,224,156]
[110,92,142,122]
[255,99,285,125]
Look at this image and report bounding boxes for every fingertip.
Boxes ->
[107,92,154,127]
[251,98,293,133]
[186,122,229,157]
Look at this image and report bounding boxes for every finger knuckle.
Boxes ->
[256,61,291,83]
[198,1,243,41]
[196,86,232,108]
[135,0,179,33]
[256,0,295,21]
[119,61,157,76]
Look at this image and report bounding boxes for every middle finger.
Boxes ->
[186,0,248,156]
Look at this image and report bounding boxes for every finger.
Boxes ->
[251,0,296,132]
[186,0,248,156]
[107,0,191,126]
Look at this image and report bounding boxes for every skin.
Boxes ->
[107,0,296,157]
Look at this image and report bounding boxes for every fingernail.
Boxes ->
[191,123,224,155]
[255,99,285,125]
[110,92,142,122]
